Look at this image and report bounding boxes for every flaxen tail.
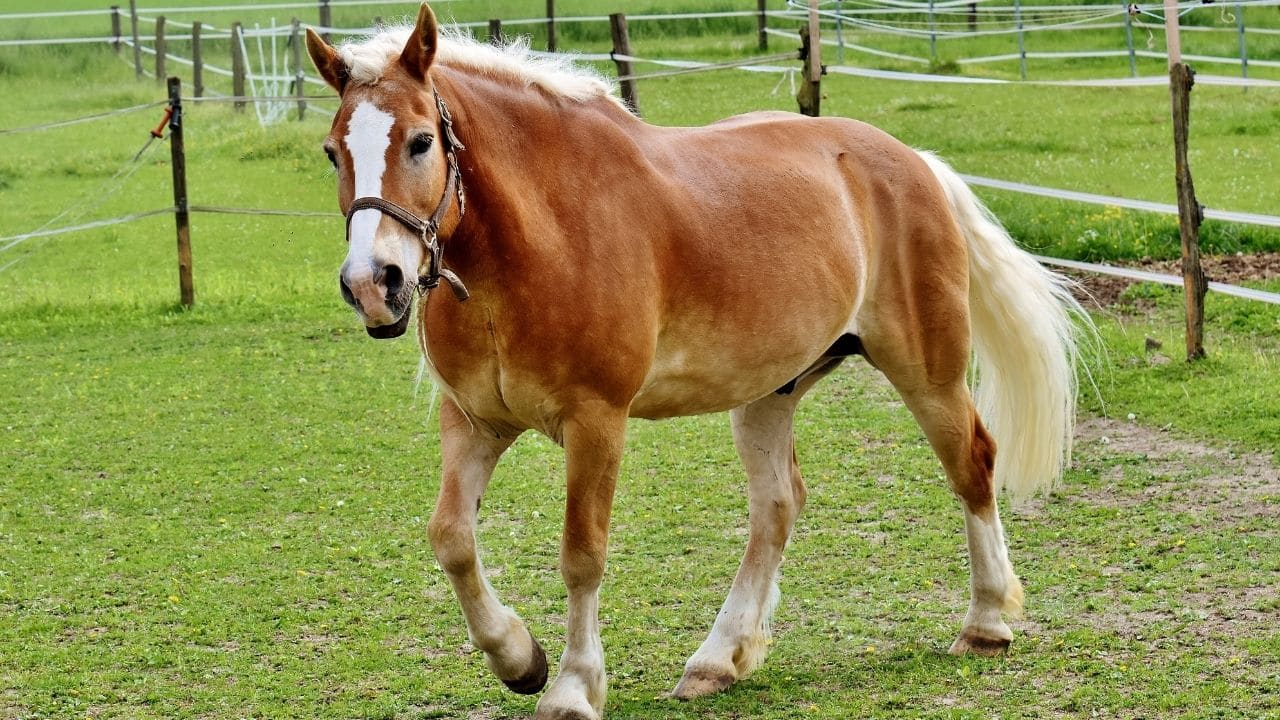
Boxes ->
[917,151,1088,503]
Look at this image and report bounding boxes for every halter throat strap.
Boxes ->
[344,88,469,301]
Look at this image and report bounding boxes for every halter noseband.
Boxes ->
[344,88,469,301]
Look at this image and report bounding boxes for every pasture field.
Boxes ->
[3,1,1279,718]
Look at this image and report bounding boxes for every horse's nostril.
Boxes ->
[339,273,358,308]
[381,264,405,298]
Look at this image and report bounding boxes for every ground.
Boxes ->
[1070,251,1280,308]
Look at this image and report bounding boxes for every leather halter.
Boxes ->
[344,88,470,301]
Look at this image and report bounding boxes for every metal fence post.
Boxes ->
[1236,4,1248,87]
[1124,5,1138,78]
[292,18,306,120]
[1014,0,1027,79]
[928,0,937,62]
[835,0,845,64]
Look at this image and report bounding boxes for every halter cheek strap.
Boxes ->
[344,89,469,302]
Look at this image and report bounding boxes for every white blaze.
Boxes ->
[344,101,395,276]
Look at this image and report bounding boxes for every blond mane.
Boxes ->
[338,26,622,106]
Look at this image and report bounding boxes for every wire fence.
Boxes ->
[7,0,1280,92]
[2,2,1278,303]
[3,90,1278,305]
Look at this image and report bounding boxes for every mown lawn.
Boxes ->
[2,2,1279,718]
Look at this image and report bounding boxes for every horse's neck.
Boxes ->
[442,68,647,198]
[438,68,650,275]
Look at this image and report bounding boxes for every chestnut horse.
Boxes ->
[307,5,1082,718]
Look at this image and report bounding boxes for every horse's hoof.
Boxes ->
[532,695,599,720]
[949,631,1011,657]
[501,632,549,695]
[671,667,736,700]
[532,709,597,720]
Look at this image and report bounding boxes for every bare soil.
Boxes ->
[1069,416,1279,644]
[1064,251,1280,308]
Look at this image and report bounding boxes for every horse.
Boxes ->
[305,5,1083,718]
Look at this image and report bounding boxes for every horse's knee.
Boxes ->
[428,513,477,576]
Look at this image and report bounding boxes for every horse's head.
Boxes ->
[307,3,462,339]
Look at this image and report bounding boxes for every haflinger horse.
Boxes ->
[307,5,1083,718]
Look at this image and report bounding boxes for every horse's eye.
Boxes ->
[324,148,337,168]
[409,134,433,158]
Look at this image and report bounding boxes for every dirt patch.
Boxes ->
[1063,251,1280,308]
[1063,416,1279,646]
[1072,416,1280,521]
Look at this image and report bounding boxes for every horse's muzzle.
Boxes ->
[365,306,412,339]
[339,263,416,339]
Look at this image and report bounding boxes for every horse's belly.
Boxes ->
[629,326,839,419]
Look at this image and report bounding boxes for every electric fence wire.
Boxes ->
[0,101,166,137]
[0,133,171,273]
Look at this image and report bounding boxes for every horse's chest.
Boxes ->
[419,301,517,425]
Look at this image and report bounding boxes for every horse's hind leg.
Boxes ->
[673,361,839,700]
[862,331,1024,655]
[427,399,548,695]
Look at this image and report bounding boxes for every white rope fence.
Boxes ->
[4,4,1278,297]
[7,0,1279,92]
[1036,255,1280,304]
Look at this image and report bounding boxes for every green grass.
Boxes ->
[3,3,1280,718]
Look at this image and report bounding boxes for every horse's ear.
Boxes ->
[306,28,347,93]
[399,3,439,83]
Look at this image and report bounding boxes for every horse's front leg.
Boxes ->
[534,405,627,720]
[427,398,549,695]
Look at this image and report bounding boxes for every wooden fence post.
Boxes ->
[1170,63,1206,361]
[488,18,503,45]
[167,77,195,309]
[547,0,557,52]
[757,0,768,51]
[129,0,142,79]
[1164,0,1206,361]
[292,18,306,120]
[155,16,166,83]
[192,22,204,98]
[968,2,977,32]
[110,5,122,53]
[231,22,246,113]
[610,13,639,115]
[796,24,822,117]
[318,0,332,44]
